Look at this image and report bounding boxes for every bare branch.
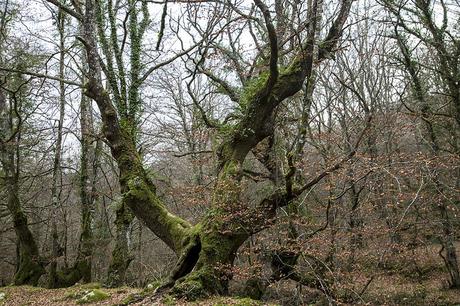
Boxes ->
[44,0,83,20]
[253,0,278,90]
[0,67,83,87]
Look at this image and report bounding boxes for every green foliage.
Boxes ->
[222,160,240,177]
[280,57,303,76]
[218,123,236,137]
[233,297,264,306]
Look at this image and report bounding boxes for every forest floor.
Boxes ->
[1,244,460,306]
[0,284,266,306]
[1,272,460,306]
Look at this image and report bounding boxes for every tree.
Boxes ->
[37,0,354,298]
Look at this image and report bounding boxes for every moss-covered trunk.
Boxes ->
[0,88,45,286]
[106,202,134,287]
[10,201,46,285]
[171,225,246,299]
[168,168,283,299]
[6,161,45,286]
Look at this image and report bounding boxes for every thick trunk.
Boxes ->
[167,173,285,299]
[170,217,248,299]
[11,205,46,285]
[106,203,134,287]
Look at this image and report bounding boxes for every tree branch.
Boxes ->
[254,0,279,92]
[45,0,83,20]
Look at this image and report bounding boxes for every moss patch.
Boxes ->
[171,278,207,301]
[77,289,109,304]
[77,282,101,290]
[64,283,101,299]
[239,71,269,110]
[0,292,7,305]
[65,288,110,304]
[202,296,264,306]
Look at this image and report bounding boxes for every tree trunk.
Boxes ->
[167,169,283,299]
[106,202,134,287]
[8,181,46,286]
[48,7,66,288]
[0,88,45,286]
[48,59,99,288]
[439,203,460,288]
[4,137,45,286]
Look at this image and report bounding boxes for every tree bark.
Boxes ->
[7,173,46,285]
[48,7,66,288]
[106,201,134,287]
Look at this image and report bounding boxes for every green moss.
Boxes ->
[77,282,101,290]
[211,296,263,306]
[391,287,427,306]
[218,123,236,137]
[234,297,263,306]
[123,174,191,251]
[64,289,81,299]
[50,262,90,288]
[120,292,143,305]
[14,253,46,286]
[280,60,302,76]
[171,278,207,301]
[75,289,110,304]
[239,71,270,110]
[0,292,7,305]
[222,160,240,177]
[22,286,44,292]
[169,259,228,300]
[119,118,135,135]
[143,280,163,293]
[162,294,178,305]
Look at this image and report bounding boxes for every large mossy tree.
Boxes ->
[44,0,353,298]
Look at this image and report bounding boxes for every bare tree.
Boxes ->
[381,0,460,288]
